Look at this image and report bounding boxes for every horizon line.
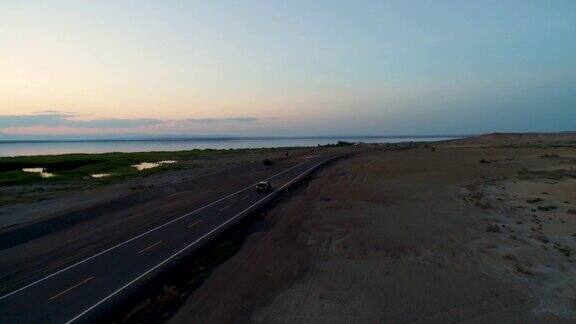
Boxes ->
[0,134,469,144]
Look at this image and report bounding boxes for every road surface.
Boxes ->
[0,155,333,323]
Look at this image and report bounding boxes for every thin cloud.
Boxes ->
[0,112,161,129]
[0,112,262,132]
[183,117,259,124]
[35,110,76,115]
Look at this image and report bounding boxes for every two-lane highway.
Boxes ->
[0,155,333,323]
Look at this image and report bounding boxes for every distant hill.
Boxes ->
[445,131,576,146]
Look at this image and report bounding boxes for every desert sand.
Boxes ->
[168,134,576,323]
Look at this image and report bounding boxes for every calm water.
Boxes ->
[0,136,460,157]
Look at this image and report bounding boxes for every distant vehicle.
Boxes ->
[256,181,272,193]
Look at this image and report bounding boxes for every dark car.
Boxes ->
[256,181,272,193]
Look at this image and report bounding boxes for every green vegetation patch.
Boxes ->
[0,148,263,186]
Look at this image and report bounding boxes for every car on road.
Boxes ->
[256,181,273,193]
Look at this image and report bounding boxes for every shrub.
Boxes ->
[262,159,273,166]
[486,224,501,233]
[537,205,557,211]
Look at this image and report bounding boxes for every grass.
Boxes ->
[0,148,268,186]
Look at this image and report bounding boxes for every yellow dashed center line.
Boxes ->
[138,240,163,254]
[188,220,203,228]
[49,276,94,301]
[219,205,231,211]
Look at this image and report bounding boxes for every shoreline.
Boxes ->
[0,136,461,158]
[0,134,467,144]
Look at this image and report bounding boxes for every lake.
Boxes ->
[0,136,462,157]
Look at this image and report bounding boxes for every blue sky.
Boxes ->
[0,1,575,137]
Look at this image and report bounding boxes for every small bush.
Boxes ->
[514,264,533,275]
[262,159,273,166]
[486,224,501,233]
[536,235,550,243]
[537,205,557,211]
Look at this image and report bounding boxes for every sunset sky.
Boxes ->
[1,1,575,138]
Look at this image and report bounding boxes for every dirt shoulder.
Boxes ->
[169,141,576,323]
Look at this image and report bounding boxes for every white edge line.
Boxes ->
[0,157,317,301]
[65,158,330,323]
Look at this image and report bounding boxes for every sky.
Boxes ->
[1,0,575,138]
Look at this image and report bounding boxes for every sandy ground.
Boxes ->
[168,136,576,323]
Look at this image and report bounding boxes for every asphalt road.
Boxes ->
[0,155,333,323]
